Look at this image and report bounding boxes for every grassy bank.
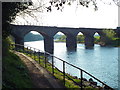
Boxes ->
[2,51,34,89]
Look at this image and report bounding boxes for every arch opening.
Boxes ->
[54,32,66,42]
[94,32,100,44]
[77,32,85,44]
[54,31,67,52]
[24,31,44,51]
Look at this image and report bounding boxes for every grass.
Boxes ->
[2,51,34,89]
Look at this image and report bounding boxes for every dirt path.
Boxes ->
[14,51,64,88]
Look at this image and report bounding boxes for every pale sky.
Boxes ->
[13,0,118,29]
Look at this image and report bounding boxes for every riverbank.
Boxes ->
[55,40,120,47]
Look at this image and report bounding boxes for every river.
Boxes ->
[24,40,119,89]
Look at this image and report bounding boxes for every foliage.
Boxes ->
[59,35,66,41]
[56,34,101,44]
[102,29,117,45]
[46,0,98,12]
[24,32,43,42]
[77,35,85,43]
[2,38,10,56]
[54,34,64,39]
[46,0,120,12]
[2,2,32,39]
[102,29,116,40]
[94,36,100,44]
[2,51,34,89]
[2,2,32,57]
[55,35,66,42]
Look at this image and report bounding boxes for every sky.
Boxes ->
[13,0,118,29]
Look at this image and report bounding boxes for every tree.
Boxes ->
[103,29,116,40]
[2,2,32,39]
[2,2,33,56]
[77,35,84,43]
[102,29,117,45]
[46,0,98,12]
[58,35,66,41]
[45,0,119,12]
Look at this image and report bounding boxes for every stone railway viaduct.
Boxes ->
[11,24,120,54]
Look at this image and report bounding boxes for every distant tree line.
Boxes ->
[24,32,63,42]
[24,33,43,42]
[55,34,100,44]
[55,30,120,47]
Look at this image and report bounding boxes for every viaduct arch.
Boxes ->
[10,24,119,54]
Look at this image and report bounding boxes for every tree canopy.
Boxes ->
[2,2,32,39]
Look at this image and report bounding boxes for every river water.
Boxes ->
[24,40,119,88]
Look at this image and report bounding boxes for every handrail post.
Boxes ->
[38,50,40,64]
[14,44,15,51]
[26,47,28,55]
[44,52,47,68]
[29,47,32,57]
[23,45,24,53]
[63,61,65,85]
[15,44,17,51]
[34,48,35,60]
[20,45,22,52]
[52,56,54,75]
[80,70,83,90]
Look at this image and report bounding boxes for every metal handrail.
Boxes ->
[9,44,114,89]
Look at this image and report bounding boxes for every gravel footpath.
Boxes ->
[14,51,65,89]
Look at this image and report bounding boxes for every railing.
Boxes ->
[9,44,114,89]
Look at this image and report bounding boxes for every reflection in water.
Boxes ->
[24,41,118,88]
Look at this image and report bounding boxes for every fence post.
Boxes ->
[15,44,17,51]
[29,47,31,57]
[26,47,28,55]
[44,52,47,68]
[34,48,36,60]
[13,44,15,51]
[38,50,40,64]
[80,70,83,90]
[63,61,65,85]
[22,45,24,53]
[52,56,54,75]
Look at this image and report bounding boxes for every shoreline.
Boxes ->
[24,40,120,47]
